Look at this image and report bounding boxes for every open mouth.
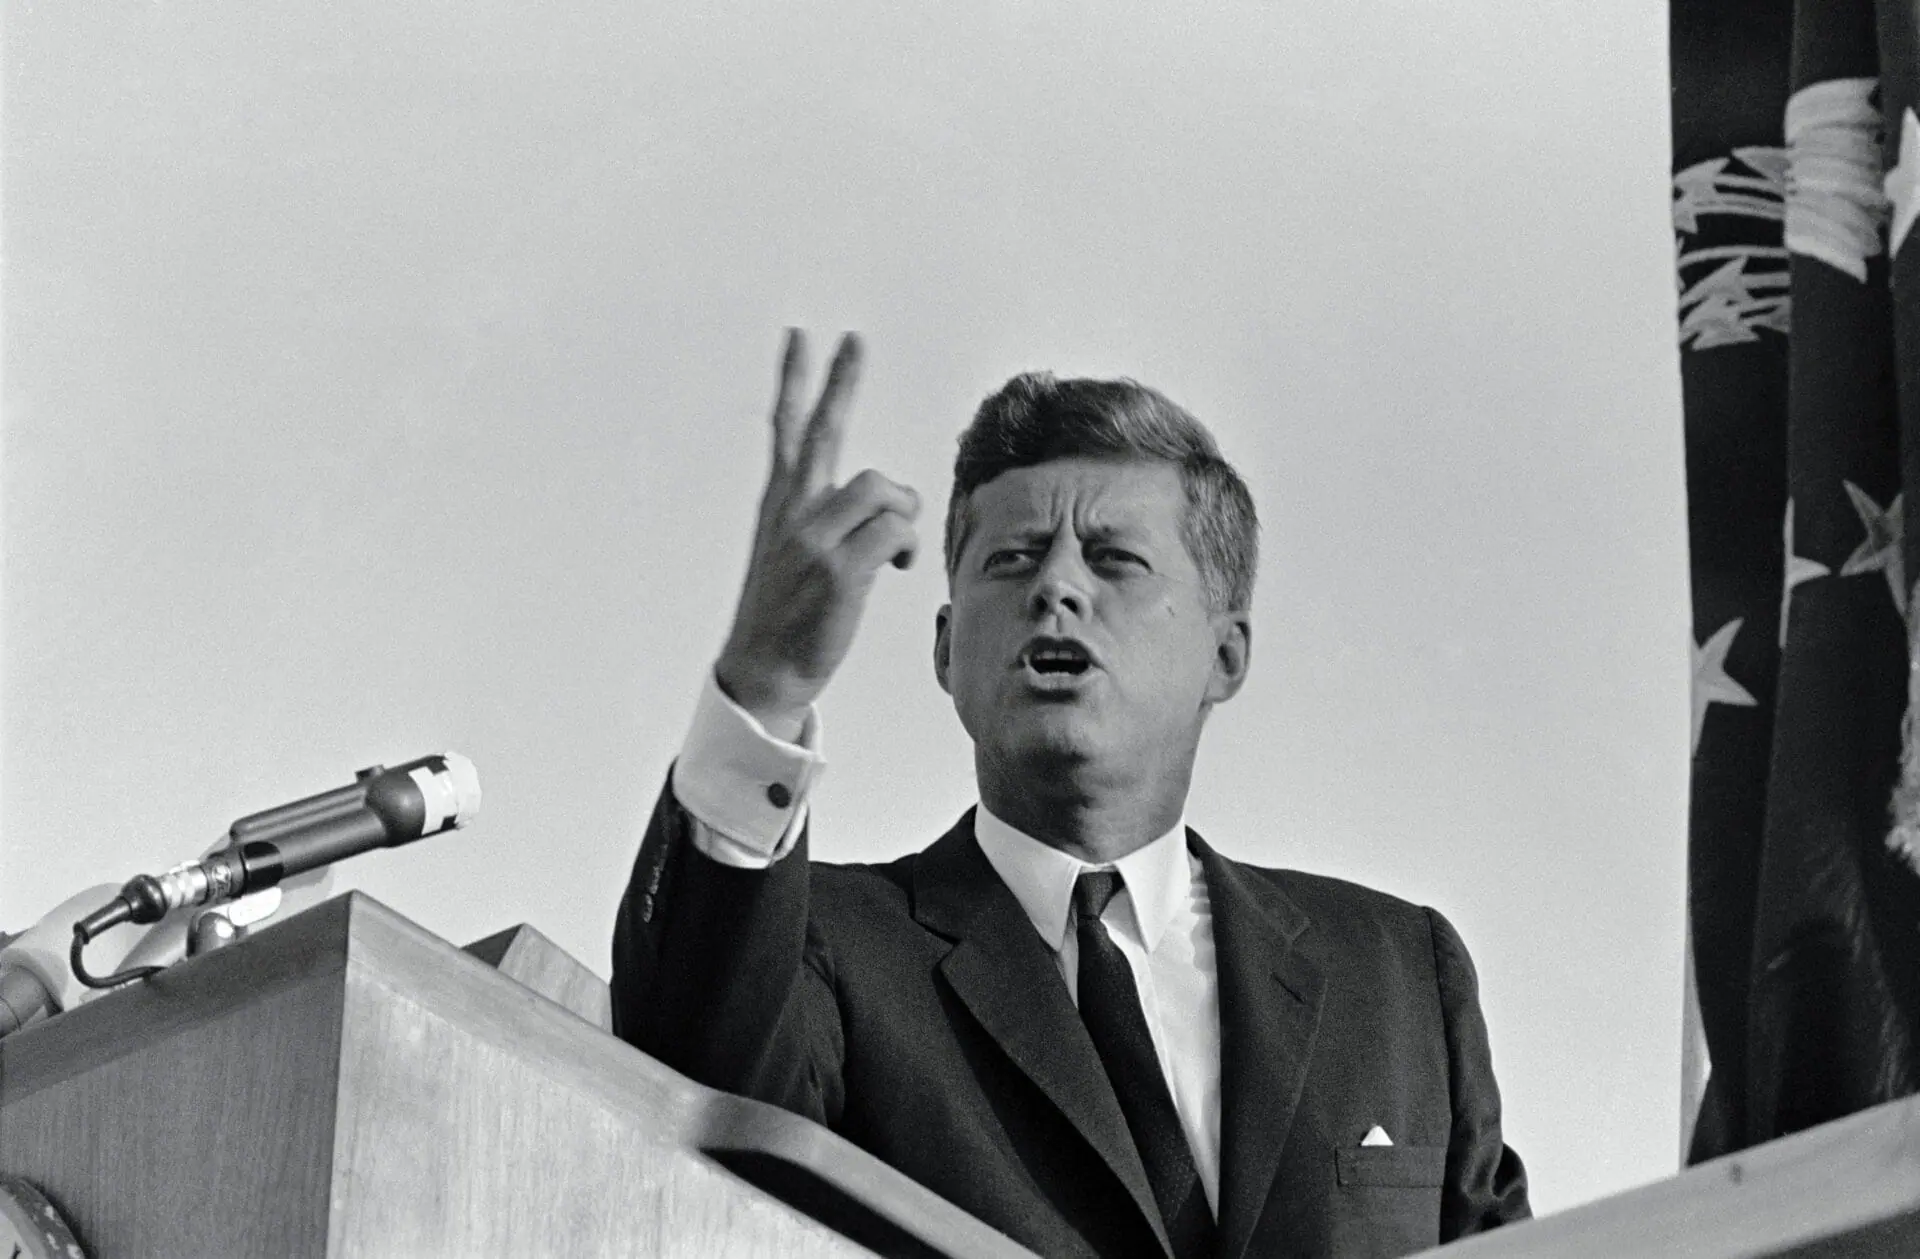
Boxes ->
[1022,639,1095,678]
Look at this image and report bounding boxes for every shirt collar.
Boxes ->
[972,803,1190,953]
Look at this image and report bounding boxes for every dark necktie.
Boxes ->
[1073,870,1216,1259]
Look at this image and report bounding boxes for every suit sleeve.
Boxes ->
[1426,906,1531,1239]
[610,775,847,1128]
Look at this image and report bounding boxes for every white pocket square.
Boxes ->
[1360,1125,1393,1147]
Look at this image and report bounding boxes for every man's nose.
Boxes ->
[1027,551,1090,621]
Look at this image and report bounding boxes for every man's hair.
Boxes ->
[943,372,1259,611]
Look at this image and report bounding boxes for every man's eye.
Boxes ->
[1094,548,1147,568]
[984,549,1032,571]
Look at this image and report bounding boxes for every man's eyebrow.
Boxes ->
[986,526,1055,546]
[978,521,1151,549]
[1079,523,1147,545]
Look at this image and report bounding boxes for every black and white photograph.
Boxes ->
[1,1,1917,1255]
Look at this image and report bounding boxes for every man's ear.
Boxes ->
[934,604,953,694]
[1204,611,1251,705]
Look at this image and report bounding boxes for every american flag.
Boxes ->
[1675,0,1920,1161]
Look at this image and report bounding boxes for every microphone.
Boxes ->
[74,752,480,948]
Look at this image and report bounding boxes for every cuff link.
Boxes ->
[765,782,793,809]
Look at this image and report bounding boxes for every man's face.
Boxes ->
[935,456,1250,786]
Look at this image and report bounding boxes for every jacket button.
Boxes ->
[640,893,655,923]
[766,782,793,809]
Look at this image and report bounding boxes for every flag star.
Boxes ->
[1839,481,1906,614]
[1889,107,1920,260]
[1693,617,1758,754]
[1780,499,1830,646]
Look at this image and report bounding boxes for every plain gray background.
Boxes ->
[2,0,1686,1216]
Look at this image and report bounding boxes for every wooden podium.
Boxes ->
[6,890,1916,1257]
[0,892,1037,1258]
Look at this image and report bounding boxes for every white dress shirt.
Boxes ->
[972,805,1222,1211]
[670,669,822,867]
[669,668,1223,1211]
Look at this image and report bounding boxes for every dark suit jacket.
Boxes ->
[612,782,1529,1258]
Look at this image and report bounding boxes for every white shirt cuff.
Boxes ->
[671,669,824,869]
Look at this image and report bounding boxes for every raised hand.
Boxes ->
[714,331,922,737]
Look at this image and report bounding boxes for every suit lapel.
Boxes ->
[1196,834,1326,1259]
[913,813,1173,1259]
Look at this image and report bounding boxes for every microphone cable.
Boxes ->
[69,891,166,991]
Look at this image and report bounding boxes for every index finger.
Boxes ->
[798,332,863,491]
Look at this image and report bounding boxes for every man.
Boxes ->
[613,331,1529,1258]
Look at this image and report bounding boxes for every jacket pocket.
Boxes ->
[1336,1144,1447,1188]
